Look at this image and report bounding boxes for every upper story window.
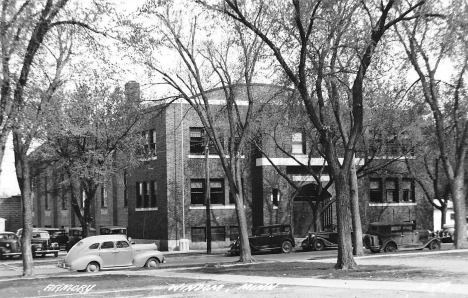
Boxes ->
[385,178,398,202]
[272,188,279,207]
[44,175,49,210]
[141,129,156,156]
[292,132,306,154]
[101,185,108,208]
[136,181,157,208]
[369,178,382,202]
[190,127,205,154]
[190,179,225,205]
[123,170,128,207]
[402,179,415,202]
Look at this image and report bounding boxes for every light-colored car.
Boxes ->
[60,235,165,272]
[438,223,468,243]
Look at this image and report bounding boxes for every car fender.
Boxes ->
[313,236,335,247]
[382,239,398,250]
[423,238,441,248]
[133,251,163,267]
[70,255,103,271]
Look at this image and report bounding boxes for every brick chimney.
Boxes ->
[125,81,140,102]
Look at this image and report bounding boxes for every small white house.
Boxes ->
[433,200,454,230]
[0,217,5,232]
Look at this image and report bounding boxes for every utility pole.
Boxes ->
[204,138,211,254]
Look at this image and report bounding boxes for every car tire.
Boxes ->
[85,262,100,273]
[145,257,160,268]
[313,240,325,251]
[281,241,293,253]
[384,242,397,253]
[370,248,380,253]
[429,241,441,250]
[0,251,3,260]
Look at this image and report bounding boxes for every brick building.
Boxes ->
[29,82,434,251]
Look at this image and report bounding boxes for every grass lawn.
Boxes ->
[186,261,467,282]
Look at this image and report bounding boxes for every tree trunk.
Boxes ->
[0,132,8,177]
[451,175,468,248]
[349,160,363,256]
[205,145,211,254]
[233,158,252,262]
[441,204,447,229]
[333,169,357,269]
[13,134,35,277]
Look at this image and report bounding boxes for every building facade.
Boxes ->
[30,83,435,251]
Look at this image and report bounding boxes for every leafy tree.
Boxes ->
[198,0,429,269]
[39,78,144,240]
[395,0,468,248]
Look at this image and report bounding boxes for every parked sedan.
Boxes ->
[0,232,22,259]
[60,235,165,272]
[301,231,338,251]
[364,221,441,253]
[437,223,468,243]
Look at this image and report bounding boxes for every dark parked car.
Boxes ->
[301,231,338,251]
[66,227,96,251]
[17,228,60,258]
[363,221,441,253]
[0,232,22,259]
[99,226,127,236]
[38,228,69,250]
[229,224,295,255]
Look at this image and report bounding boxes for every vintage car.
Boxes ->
[99,226,127,236]
[37,228,69,250]
[0,232,22,259]
[17,228,60,257]
[301,231,338,251]
[363,221,441,253]
[229,224,295,255]
[66,227,96,251]
[60,235,165,272]
[437,223,468,243]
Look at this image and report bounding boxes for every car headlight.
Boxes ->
[5,243,10,247]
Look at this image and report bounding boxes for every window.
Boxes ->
[229,226,239,241]
[191,227,206,242]
[44,176,49,210]
[81,188,87,208]
[210,180,224,204]
[89,243,100,250]
[190,127,205,154]
[272,188,279,207]
[402,179,414,202]
[150,181,157,207]
[101,241,114,249]
[211,226,226,242]
[292,132,306,154]
[191,179,225,205]
[143,182,150,207]
[369,179,382,202]
[385,178,398,202]
[116,241,129,248]
[101,185,108,208]
[190,180,205,205]
[123,170,128,207]
[141,129,156,155]
[390,225,401,233]
[136,182,143,208]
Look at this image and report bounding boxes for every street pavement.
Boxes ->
[1,245,468,297]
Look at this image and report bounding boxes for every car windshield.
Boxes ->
[0,234,17,240]
[32,232,50,239]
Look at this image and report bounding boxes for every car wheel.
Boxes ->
[85,262,100,273]
[0,251,3,260]
[313,240,325,251]
[145,257,160,268]
[281,241,293,253]
[429,241,441,250]
[370,248,381,253]
[384,242,397,253]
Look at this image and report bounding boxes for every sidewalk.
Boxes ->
[1,248,468,295]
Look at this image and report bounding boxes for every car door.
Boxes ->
[270,226,281,248]
[259,227,271,248]
[389,225,403,246]
[401,224,417,247]
[99,241,116,267]
[114,240,133,266]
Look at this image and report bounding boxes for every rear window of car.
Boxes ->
[89,243,100,250]
[116,241,129,248]
[101,241,114,249]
